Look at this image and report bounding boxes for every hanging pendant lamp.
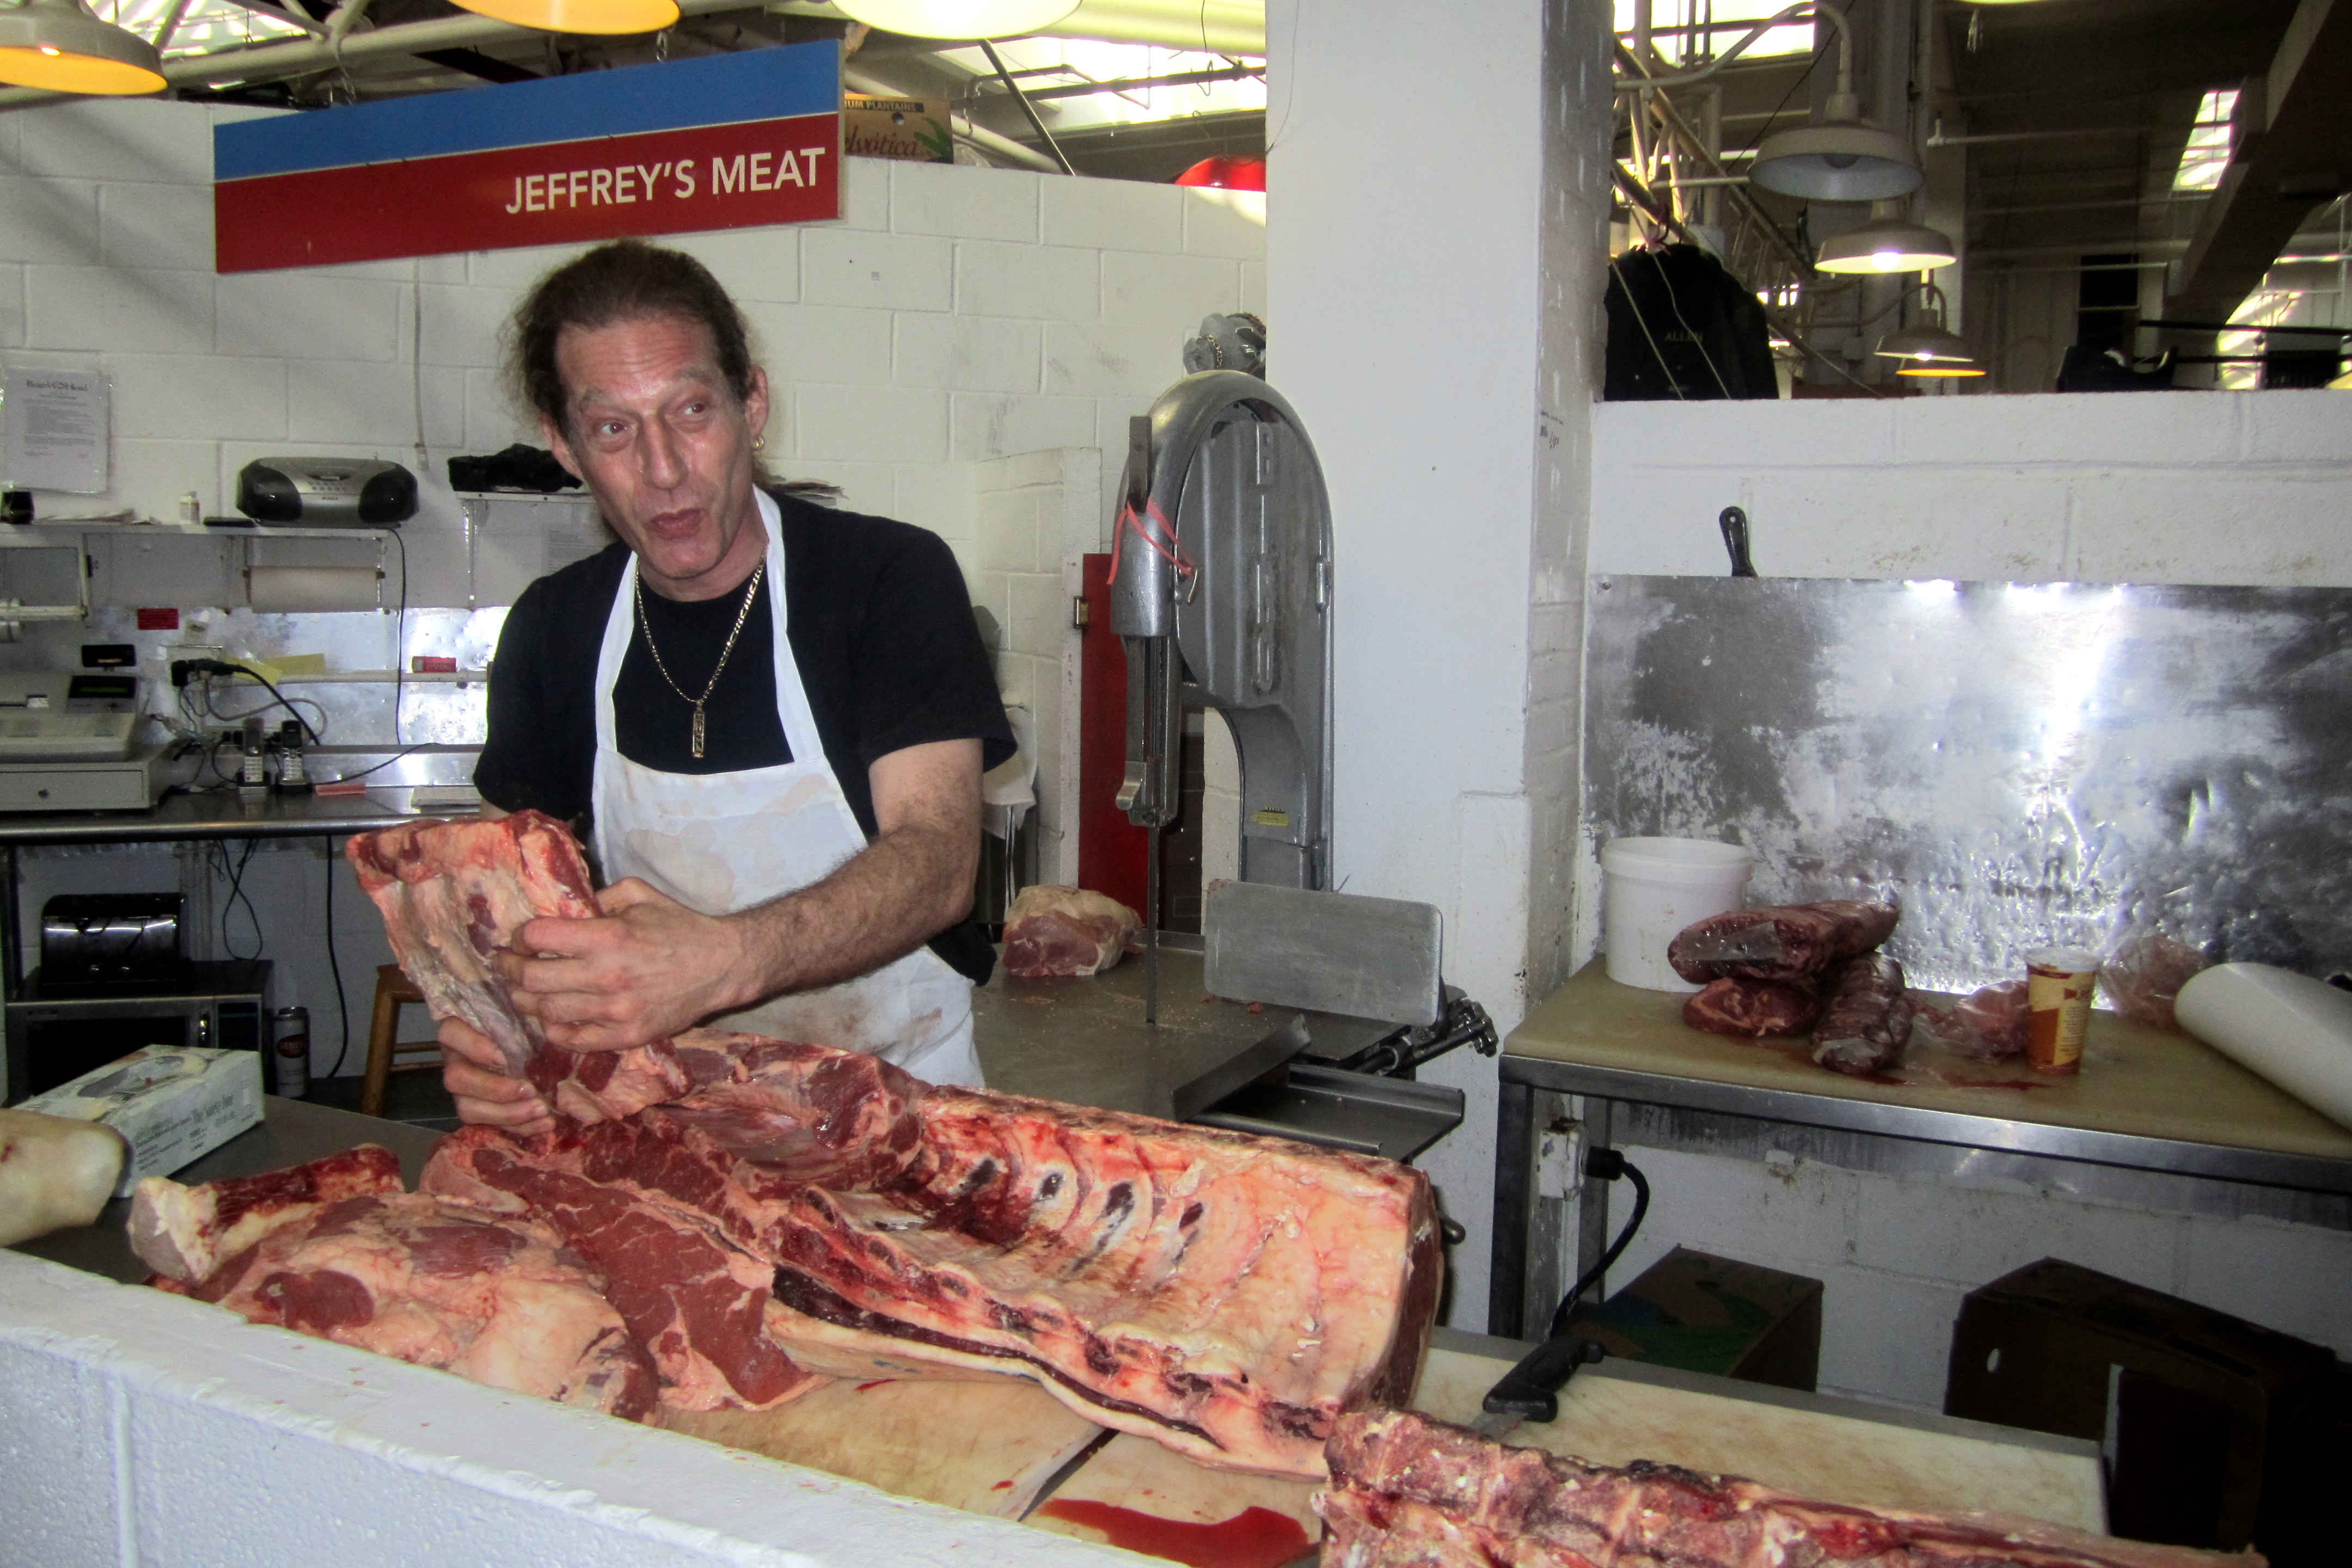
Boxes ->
[1816,208,1957,274]
[831,0,1079,39]
[449,0,679,35]
[1748,5,1922,201]
[1875,323,1983,376]
[0,0,165,95]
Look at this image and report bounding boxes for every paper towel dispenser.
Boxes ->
[236,457,417,527]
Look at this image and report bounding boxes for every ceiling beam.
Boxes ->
[2168,0,2352,324]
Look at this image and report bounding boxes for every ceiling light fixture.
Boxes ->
[1615,3,1922,204]
[1875,284,1982,377]
[1747,4,1922,201]
[0,0,165,95]
[1816,205,1958,274]
[830,0,1080,39]
[449,0,680,35]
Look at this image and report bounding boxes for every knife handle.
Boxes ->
[1480,1336,1606,1425]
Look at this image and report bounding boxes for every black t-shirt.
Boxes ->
[474,491,1014,984]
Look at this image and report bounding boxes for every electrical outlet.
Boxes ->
[167,645,226,687]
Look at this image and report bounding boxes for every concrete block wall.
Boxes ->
[0,1251,1126,1567]
[971,447,1098,886]
[1578,389,2352,1408]
[0,99,1263,608]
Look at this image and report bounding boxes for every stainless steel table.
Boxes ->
[1487,959,2352,1341]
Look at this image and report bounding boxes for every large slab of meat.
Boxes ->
[1680,977,1821,1038]
[1811,952,1917,1076]
[345,813,1443,1478]
[1317,1409,2261,1568]
[425,1061,1443,1479]
[1669,899,1899,985]
[137,1152,657,1422]
[1002,884,1142,978]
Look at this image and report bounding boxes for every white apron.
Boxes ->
[589,491,984,1087]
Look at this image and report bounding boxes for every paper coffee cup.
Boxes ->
[2026,947,2099,1075]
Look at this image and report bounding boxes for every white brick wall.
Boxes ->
[0,99,1261,614]
[1583,390,2352,1410]
[1,1250,1126,1567]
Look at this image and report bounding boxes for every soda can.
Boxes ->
[272,1005,311,1099]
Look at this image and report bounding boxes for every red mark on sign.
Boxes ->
[1033,1501,1311,1568]
[137,608,180,630]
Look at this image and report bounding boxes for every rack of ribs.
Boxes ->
[1318,1409,2263,1568]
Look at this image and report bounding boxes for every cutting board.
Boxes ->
[661,1375,1103,1518]
[1411,1345,2104,1532]
[1023,1432,1320,1568]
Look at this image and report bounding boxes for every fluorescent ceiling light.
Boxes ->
[1816,213,1958,274]
[834,0,1080,38]
[0,0,166,94]
[450,0,680,33]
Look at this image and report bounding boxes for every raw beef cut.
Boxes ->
[424,1061,1443,1479]
[1668,900,1899,985]
[149,1185,657,1422]
[1811,953,1916,1077]
[1316,1408,2259,1568]
[1681,977,1820,1038]
[1916,980,2031,1061]
[1002,884,1142,978]
[131,1143,403,1283]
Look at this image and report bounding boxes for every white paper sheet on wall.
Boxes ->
[2,370,110,495]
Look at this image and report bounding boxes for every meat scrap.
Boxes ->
[1811,953,1917,1077]
[1002,884,1143,978]
[1669,899,1900,985]
[131,1143,403,1284]
[150,1184,658,1422]
[423,1059,1443,1480]
[1317,1408,2262,1568]
[1916,979,2031,1062]
[1681,977,1821,1038]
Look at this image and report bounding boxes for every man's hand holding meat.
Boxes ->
[439,239,1012,1130]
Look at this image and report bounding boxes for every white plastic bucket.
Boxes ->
[1601,837,1754,991]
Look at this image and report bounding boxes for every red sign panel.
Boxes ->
[216,111,840,274]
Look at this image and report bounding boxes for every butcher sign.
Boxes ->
[212,41,841,273]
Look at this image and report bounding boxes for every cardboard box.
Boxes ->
[1561,1246,1823,1392]
[844,95,953,163]
[1944,1258,2338,1563]
[19,1046,262,1196]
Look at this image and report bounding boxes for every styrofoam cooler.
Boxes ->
[1602,838,1754,991]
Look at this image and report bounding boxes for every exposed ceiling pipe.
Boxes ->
[0,0,751,109]
[767,0,1263,55]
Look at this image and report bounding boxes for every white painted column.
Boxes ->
[1267,0,1612,1328]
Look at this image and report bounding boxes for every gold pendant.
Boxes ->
[691,703,707,759]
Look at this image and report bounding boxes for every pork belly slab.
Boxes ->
[1316,1410,2261,1568]
[424,1070,1442,1479]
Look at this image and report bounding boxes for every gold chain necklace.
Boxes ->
[635,561,764,760]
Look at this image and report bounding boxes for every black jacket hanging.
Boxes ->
[1604,244,1778,401]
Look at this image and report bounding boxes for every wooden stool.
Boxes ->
[362,965,441,1118]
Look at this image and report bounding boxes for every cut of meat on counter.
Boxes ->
[1002,884,1144,977]
[333,813,1446,1478]
[1668,899,1899,985]
[1317,1409,2263,1568]
[1681,977,1821,1038]
[1810,952,1917,1077]
[1916,979,2032,1061]
[136,1152,659,1423]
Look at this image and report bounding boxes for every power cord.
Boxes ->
[211,839,264,960]
[323,844,351,1077]
[1546,1148,1652,1339]
[172,659,323,746]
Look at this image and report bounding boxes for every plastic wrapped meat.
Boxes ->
[1811,953,1916,1076]
[1669,900,1899,984]
[1917,980,2032,1061]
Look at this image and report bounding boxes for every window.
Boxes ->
[1615,1,1816,66]
[2173,88,2239,193]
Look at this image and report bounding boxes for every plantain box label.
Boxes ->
[1561,1246,1823,1392]
[844,94,954,163]
[20,1046,264,1196]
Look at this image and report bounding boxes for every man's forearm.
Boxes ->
[718,819,977,1004]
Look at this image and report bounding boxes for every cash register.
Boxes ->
[0,672,170,812]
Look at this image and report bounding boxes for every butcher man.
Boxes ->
[439,239,1013,1135]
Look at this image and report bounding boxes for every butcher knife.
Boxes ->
[1472,1334,1607,1441]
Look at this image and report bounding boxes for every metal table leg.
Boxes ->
[1487,1074,1536,1338]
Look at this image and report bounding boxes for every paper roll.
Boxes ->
[2175,962,2352,1130]
[246,565,380,612]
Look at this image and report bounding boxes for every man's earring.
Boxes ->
[752,435,765,452]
